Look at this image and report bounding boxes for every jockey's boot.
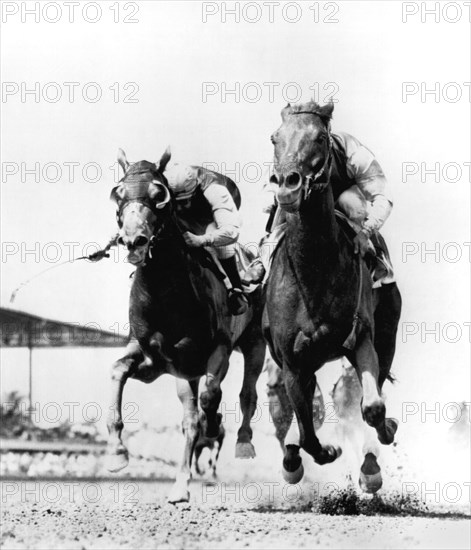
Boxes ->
[220,257,249,315]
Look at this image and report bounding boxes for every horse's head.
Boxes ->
[270,101,334,213]
[110,148,172,266]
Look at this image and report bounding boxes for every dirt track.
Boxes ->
[1,480,469,549]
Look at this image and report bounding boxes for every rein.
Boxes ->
[9,236,119,304]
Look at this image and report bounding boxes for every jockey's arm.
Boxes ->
[200,184,241,246]
[342,132,393,236]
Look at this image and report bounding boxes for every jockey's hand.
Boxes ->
[183,231,208,248]
[353,229,370,257]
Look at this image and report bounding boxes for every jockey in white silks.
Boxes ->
[244,132,395,287]
[164,163,249,315]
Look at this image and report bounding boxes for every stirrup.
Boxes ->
[228,288,249,315]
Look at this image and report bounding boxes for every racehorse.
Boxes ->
[262,101,402,484]
[105,148,266,502]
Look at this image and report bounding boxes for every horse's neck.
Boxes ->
[288,187,339,258]
[286,188,342,306]
[143,229,197,291]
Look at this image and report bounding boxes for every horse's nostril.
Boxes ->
[133,236,149,248]
[286,172,301,188]
[270,174,279,185]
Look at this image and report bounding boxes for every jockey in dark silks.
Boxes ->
[165,163,249,315]
[245,132,395,286]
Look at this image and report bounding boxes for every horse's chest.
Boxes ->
[266,254,355,364]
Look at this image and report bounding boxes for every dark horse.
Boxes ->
[106,148,265,502]
[262,101,402,484]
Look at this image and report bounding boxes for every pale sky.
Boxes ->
[1,1,470,403]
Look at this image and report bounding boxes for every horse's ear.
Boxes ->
[318,101,334,121]
[117,148,130,173]
[157,147,172,173]
[281,103,292,121]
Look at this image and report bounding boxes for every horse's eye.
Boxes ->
[134,236,149,248]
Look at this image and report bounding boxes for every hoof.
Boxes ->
[168,484,190,504]
[106,450,129,473]
[378,418,398,445]
[363,400,386,428]
[315,444,342,466]
[282,461,304,484]
[359,471,383,494]
[235,441,256,459]
[359,453,383,493]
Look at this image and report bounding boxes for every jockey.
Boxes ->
[245,132,394,285]
[164,163,249,315]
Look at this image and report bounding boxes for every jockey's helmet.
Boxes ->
[165,163,199,201]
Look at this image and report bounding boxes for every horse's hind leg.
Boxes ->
[359,427,383,493]
[168,378,200,504]
[200,343,230,438]
[106,342,143,472]
[212,430,225,478]
[374,283,402,388]
[347,331,396,445]
[235,333,265,458]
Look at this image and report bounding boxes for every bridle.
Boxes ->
[112,168,174,259]
[290,110,333,199]
[114,174,171,227]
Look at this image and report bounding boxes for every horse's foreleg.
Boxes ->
[235,335,265,459]
[281,414,304,484]
[106,343,143,472]
[168,378,200,504]
[268,380,294,453]
[348,332,397,445]
[283,368,341,475]
[200,343,230,438]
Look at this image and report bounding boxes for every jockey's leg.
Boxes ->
[242,207,287,285]
[216,243,248,315]
[337,186,394,282]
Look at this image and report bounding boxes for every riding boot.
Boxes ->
[220,257,249,315]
